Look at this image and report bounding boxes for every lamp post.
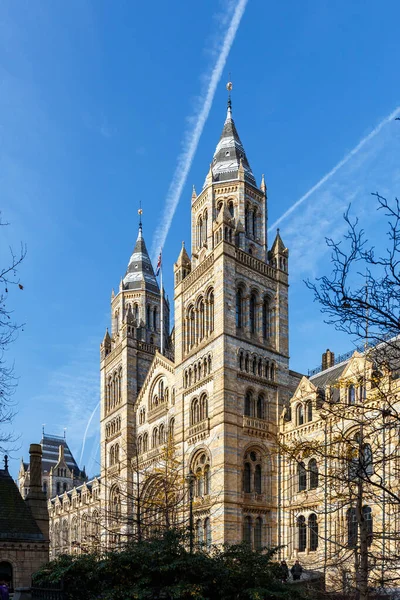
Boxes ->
[186,470,196,553]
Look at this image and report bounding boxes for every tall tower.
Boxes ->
[100,221,170,543]
[174,85,289,546]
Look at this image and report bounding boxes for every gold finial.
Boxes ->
[138,202,143,229]
[226,77,233,113]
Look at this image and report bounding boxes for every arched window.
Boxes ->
[152,428,158,448]
[298,461,307,491]
[153,307,157,330]
[159,424,165,445]
[143,432,148,452]
[243,462,251,493]
[254,464,262,494]
[200,393,208,421]
[159,379,164,399]
[205,517,211,548]
[111,487,121,522]
[308,514,318,551]
[168,418,175,440]
[252,211,257,237]
[208,290,214,333]
[262,297,270,340]
[109,445,115,467]
[244,391,253,417]
[204,464,211,495]
[363,506,373,547]
[147,305,151,326]
[249,293,256,334]
[236,288,243,328]
[191,398,200,425]
[254,517,262,550]
[134,303,139,321]
[245,354,249,372]
[239,351,244,370]
[362,443,374,476]
[243,516,252,545]
[115,443,119,463]
[245,205,249,235]
[137,436,143,455]
[347,507,357,547]
[309,459,318,489]
[296,404,304,426]
[199,299,205,340]
[297,515,306,552]
[306,401,313,422]
[196,519,204,546]
[256,394,264,419]
[191,452,211,498]
[348,384,356,405]
[56,482,60,495]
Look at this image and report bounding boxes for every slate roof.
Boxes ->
[0,468,44,540]
[206,103,256,187]
[40,433,83,477]
[123,225,160,293]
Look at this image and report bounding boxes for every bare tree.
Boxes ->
[0,214,26,451]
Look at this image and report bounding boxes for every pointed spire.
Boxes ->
[176,240,191,267]
[123,223,159,293]
[270,228,287,254]
[102,328,111,346]
[192,185,197,201]
[111,288,115,299]
[205,82,256,187]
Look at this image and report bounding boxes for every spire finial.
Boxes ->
[226,78,233,116]
[138,202,143,231]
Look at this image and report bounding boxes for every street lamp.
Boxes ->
[186,470,196,553]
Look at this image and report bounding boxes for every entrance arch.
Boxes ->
[0,561,13,590]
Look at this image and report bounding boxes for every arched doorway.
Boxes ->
[0,561,13,591]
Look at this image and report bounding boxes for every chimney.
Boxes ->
[25,443,49,540]
[322,349,335,371]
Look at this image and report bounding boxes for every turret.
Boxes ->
[269,229,288,273]
[25,444,49,540]
[174,241,191,286]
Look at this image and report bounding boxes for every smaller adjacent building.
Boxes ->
[19,432,86,499]
[0,445,49,591]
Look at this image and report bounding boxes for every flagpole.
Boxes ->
[160,249,164,355]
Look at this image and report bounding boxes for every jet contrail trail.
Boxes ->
[268,105,400,233]
[79,401,100,466]
[151,0,249,261]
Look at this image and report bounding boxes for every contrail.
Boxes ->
[79,401,100,466]
[268,105,400,233]
[151,0,249,261]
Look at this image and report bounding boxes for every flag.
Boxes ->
[155,251,162,277]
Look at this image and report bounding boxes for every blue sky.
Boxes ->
[2,0,400,478]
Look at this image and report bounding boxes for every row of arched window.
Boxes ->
[347,506,373,547]
[183,355,212,388]
[57,468,67,477]
[347,382,366,405]
[196,210,208,249]
[296,401,313,425]
[297,459,318,491]
[239,351,277,381]
[236,287,273,339]
[109,443,120,467]
[297,514,318,551]
[190,394,208,426]
[52,511,100,550]
[106,416,121,438]
[270,255,287,272]
[105,368,123,413]
[136,419,175,455]
[184,289,214,352]
[244,390,268,420]
[138,407,146,425]
[150,379,169,410]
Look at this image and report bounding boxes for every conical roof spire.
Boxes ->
[204,82,256,187]
[123,224,159,293]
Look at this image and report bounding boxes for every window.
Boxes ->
[257,394,264,419]
[309,459,318,489]
[254,517,262,550]
[152,428,158,448]
[243,516,252,544]
[308,514,318,551]
[143,432,148,452]
[243,462,251,493]
[348,384,356,405]
[147,305,151,326]
[236,288,243,328]
[56,482,60,495]
[262,297,270,340]
[191,452,211,498]
[43,481,47,495]
[297,515,306,552]
[153,307,157,330]
[249,294,256,334]
[205,518,211,548]
[244,391,253,417]
[296,404,304,426]
[306,401,312,422]
[362,443,373,476]
[228,201,234,217]
[298,462,307,491]
[363,506,373,547]
[196,519,204,547]
[347,508,357,547]
[254,464,262,494]
[191,398,200,425]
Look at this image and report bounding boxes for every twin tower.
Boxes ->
[99,95,291,547]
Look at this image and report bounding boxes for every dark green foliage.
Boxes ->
[33,530,302,600]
